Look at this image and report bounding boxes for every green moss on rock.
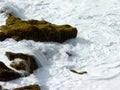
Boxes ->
[0,61,21,81]
[0,14,77,42]
[6,52,38,74]
[13,84,41,90]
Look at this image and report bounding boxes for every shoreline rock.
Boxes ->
[13,84,41,90]
[6,52,38,74]
[0,14,77,43]
[0,61,21,81]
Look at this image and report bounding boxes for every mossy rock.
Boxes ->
[6,52,38,74]
[13,84,41,90]
[0,14,77,42]
[5,14,23,25]
[0,61,21,81]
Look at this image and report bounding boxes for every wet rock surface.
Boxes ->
[6,52,38,74]
[0,14,77,42]
[0,61,21,81]
[13,84,41,90]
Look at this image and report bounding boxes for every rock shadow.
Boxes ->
[65,37,93,46]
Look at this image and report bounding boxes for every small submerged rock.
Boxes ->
[66,51,73,56]
[0,13,77,43]
[6,52,38,74]
[0,61,21,81]
[13,84,41,90]
[70,69,87,75]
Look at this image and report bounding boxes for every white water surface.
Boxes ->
[0,0,120,90]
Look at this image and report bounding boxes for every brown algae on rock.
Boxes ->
[6,52,38,74]
[0,61,21,81]
[13,84,41,90]
[0,14,77,42]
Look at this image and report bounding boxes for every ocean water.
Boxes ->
[0,0,120,90]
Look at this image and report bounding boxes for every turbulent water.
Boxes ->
[0,0,120,90]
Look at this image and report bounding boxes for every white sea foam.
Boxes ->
[0,0,120,90]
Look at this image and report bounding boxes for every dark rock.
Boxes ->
[66,51,73,56]
[13,84,41,90]
[0,14,77,43]
[6,52,38,74]
[0,61,21,81]
[70,69,87,75]
[10,59,26,71]
[0,32,8,41]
